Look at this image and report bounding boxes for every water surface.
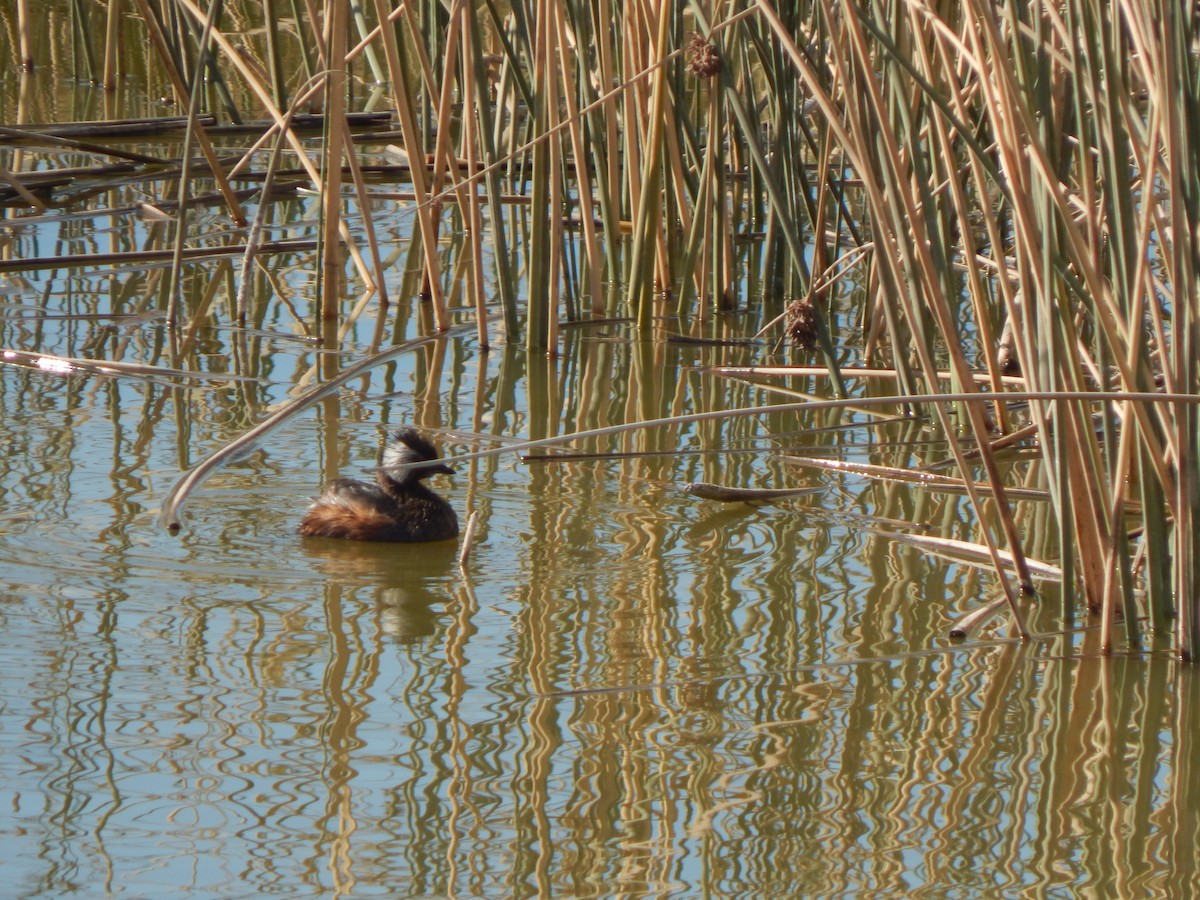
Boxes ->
[1,36,1198,897]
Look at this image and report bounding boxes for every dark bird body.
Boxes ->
[298,428,458,542]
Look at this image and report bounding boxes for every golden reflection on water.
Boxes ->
[2,294,1199,897]
[1,71,1198,896]
[5,546,1200,896]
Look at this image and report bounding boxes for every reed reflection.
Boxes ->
[1,110,1197,896]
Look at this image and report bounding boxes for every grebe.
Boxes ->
[298,427,458,542]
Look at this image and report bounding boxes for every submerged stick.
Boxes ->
[458,510,481,571]
[683,482,825,503]
[0,124,170,165]
[0,115,217,139]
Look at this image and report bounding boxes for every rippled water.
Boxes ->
[2,320,1198,897]
[3,40,1199,897]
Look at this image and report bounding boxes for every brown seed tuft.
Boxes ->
[785,297,820,351]
[685,34,723,79]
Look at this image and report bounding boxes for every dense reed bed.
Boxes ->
[2,1,1197,658]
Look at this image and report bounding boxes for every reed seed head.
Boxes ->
[785,297,820,351]
[686,34,722,79]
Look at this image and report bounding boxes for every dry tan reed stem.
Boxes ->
[319,0,349,321]
[545,10,564,354]
[103,0,121,91]
[15,0,33,70]
[759,0,1031,630]
[553,3,605,316]
[373,0,448,327]
[459,12,490,350]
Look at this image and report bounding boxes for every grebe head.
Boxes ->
[381,427,454,483]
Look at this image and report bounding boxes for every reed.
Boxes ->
[747,0,1199,655]
[8,0,1198,657]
